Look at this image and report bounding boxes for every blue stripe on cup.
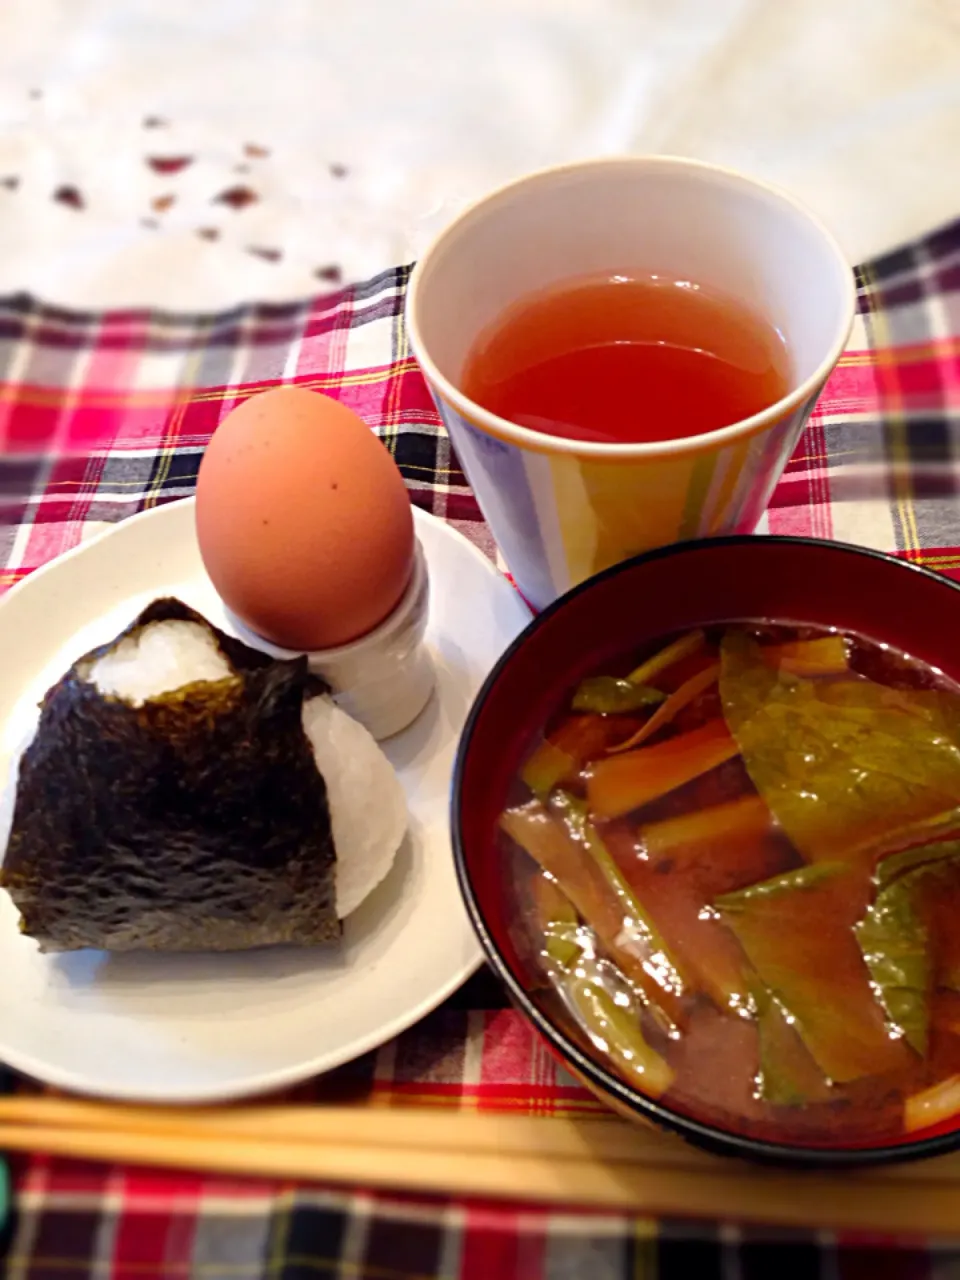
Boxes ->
[435,401,556,610]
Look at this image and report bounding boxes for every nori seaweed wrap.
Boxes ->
[1,597,341,952]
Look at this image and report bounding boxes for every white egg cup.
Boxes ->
[227,538,434,740]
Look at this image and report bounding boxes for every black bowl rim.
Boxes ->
[451,533,960,1168]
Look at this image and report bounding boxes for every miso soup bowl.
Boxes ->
[451,535,960,1167]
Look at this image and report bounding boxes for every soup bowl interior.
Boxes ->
[452,535,960,1166]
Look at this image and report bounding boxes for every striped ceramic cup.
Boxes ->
[406,157,856,612]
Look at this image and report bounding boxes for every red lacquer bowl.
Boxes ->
[451,535,960,1166]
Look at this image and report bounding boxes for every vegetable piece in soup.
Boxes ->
[720,630,960,863]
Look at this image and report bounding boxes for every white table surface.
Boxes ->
[0,0,958,310]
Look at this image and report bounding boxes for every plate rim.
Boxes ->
[0,498,525,1101]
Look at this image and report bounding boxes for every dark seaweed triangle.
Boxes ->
[1,597,340,952]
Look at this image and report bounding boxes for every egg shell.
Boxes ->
[196,387,415,650]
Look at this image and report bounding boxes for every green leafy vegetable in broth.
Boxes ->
[719,630,960,863]
[873,844,960,996]
[527,844,674,1097]
[876,841,960,888]
[550,791,688,998]
[527,870,675,1100]
[571,676,664,714]
[716,863,909,1083]
[854,871,931,1056]
[867,808,960,864]
[753,983,829,1107]
[499,800,687,1031]
[531,875,582,970]
[626,629,705,686]
[564,973,674,1097]
[931,869,960,993]
[852,844,960,1054]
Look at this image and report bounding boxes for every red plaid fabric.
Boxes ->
[2,221,960,1277]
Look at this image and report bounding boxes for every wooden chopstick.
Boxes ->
[0,1097,697,1165]
[2,1097,960,1234]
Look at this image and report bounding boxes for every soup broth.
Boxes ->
[499,623,960,1147]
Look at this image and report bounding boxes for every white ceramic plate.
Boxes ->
[0,500,530,1102]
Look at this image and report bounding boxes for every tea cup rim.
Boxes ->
[406,154,857,460]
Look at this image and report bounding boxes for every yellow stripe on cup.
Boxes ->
[548,451,709,585]
[543,405,804,588]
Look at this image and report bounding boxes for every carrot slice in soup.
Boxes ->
[761,635,849,677]
[638,795,775,862]
[906,1074,960,1133]
[609,662,720,754]
[522,714,639,798]
[586,719,740,820]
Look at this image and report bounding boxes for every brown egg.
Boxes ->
[196,387,415,650]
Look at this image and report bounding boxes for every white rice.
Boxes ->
[302,693,406,919]
[88,620,233,705]
[87,619,405,921]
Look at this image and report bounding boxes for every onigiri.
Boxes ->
[1,597,407,952]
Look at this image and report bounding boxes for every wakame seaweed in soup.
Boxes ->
[499,623,960,1147]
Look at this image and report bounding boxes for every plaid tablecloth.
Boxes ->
[2,219,960,1278]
